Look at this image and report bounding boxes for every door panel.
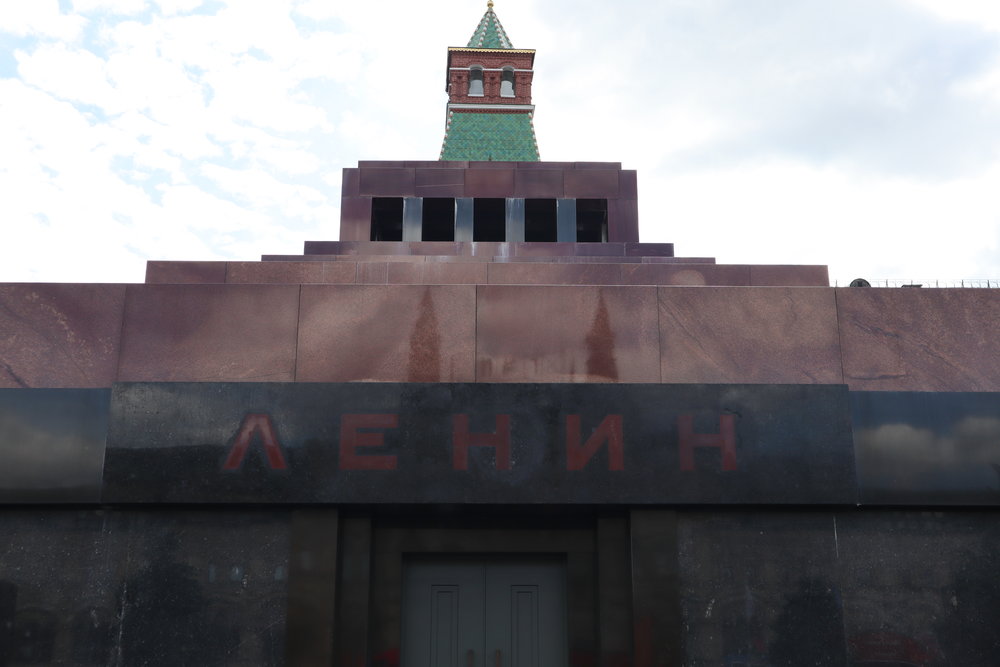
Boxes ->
[403,563,485,667]
[403,560,566,667]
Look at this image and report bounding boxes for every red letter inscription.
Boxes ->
[453,414,511,471]
[566,415,624,471]
[223,414,287,470]
[340,414,399,470]
[678,414,737,471]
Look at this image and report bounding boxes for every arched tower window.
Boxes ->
[500,67,515,97]
[469,67,484,96]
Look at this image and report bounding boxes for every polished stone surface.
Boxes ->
[103,382,856,504]
[414,168,466,197]
[464,168,515,197]
[658,286,843,384]
[621,263,751,286]
[0,389,109,502]
[486,262,622,285]
[564,169,620,198]
[837,288,1000,391]
[750,264,830,286]
[476,285,660,382]
[852,391,1000,504]
[836,510,1000,666]
[338,196,373,242]
[357,262,388,284]
[0,284,126,388]
[296,285,477,382]
[386,261,488,285]
[513,168,564,197]
[226,261,349,284]
[144,261,227,284]
[117,284,299,382]
[358,168,415,196]
[0,509,291,665]
[678,511,844,666]
[676,509,1000,666]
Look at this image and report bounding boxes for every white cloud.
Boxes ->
[0,2,86,41]
[907,0,1000,32]
[72,0,146,15]
[155,0,205,16]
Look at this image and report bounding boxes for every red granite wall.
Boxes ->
[3,283,997,392]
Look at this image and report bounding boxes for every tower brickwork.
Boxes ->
[441,2,540,161]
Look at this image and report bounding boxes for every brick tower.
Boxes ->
[440,1,540,161]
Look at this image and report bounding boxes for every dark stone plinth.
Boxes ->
[103,382,856,505]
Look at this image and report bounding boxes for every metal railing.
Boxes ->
[834,278,999,288]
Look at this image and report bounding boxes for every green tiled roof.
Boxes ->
[467,2,514,49]
[441,112,539,161]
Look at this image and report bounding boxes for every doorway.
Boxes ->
[402,558,567,667]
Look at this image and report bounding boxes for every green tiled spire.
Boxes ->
[441,112,539,161]
[467,1,514,49]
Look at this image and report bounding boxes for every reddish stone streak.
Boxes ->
[677,414,738,472]
[566,415,624,471]
[223,414,288,470]
[452,414,512,470]
[339,414,399,470]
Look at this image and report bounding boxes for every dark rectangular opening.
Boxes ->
[524,199,557,242]
[421,198,455,242]
[473,198,506,242]
[371,197,403,241]
[576,199,608,242]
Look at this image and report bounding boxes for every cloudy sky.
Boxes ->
[1,0,999,285]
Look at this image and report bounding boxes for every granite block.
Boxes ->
[358,262,388,284]
[476,285,660,382]
[226,261,328,284]
[117,284,299,382]
[574,162,623,170]
[514,169,565,198]
[296,285,476,382]
[627,243,674,257]
[414,169,466,197]
[342,168,360,197]
[658,287,843,384]
[564,170,620,198]
[513,242,626,257]
[464,168,515,197]
[144,261,227,284]
[608,199,639,242]
[515,161,574,170]
[619,170,638,199]
[0,388,109,502]
[641,256,715,264]
[0,283,125,388]
[407,242,467,256]
[487,263,622,285]
[404,161,461,169]
[387,262,487,285]
[233,261,359,284]
[358,168,415,196]
[837,288,1000,391]
[338,197,373,242]
[621,264,751,286]
[468,161,518,169]
[750,265,830,287]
